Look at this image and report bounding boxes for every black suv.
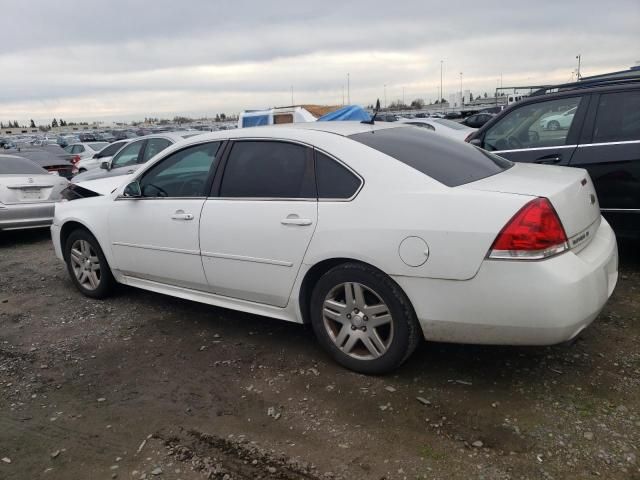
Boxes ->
[467,76,640,238]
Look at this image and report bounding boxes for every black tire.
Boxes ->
[78,168,87,173]
[548,120,560,131]
[64,229,115,299]
[310,262,421,374]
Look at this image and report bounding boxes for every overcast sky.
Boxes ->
[1,0,638,124]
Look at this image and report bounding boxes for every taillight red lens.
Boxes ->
[71,155,81,165]
[489,197,568,260]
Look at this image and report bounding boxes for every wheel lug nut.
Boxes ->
[361,326,367,332]
[346,314,351,319]
[351,325,357,330]
[363,316,368,321]
[354,308,359,314]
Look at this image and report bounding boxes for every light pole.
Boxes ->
[384,84,387,109]
[440,60,443,104]
[459,72,463,106]
[576,54,581,80]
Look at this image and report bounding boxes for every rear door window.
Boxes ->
[592,91,640,143]
[349,126,511,187]
[220,141,315,198]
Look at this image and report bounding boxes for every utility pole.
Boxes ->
[440,60,443,104]
[384,84,387,109]
[576,54,582,80]
[347,73,350,104]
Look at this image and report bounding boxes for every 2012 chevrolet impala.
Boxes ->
[51,122,618,373]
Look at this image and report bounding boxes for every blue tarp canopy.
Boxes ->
[317,105,371,122]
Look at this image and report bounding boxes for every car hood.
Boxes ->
[75,174,135,195]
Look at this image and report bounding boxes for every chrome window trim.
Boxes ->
[208,197,317,202]
[577,140,640,148]
[493,144,577,154]
[601,208,640,214]
[115,196,207,201]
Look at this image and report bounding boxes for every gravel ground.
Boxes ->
[0,229,638,480]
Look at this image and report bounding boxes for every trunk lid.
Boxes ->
[461,163,601,250]
[0,174,68,205]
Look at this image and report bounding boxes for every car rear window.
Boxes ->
[349,126,512,187]
[0,156,48,174]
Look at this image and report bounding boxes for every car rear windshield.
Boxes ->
[0,156,48,175]
[349,126,512,187]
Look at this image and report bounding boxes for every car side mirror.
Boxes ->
[123,181,142,198]
[100,161,110,170]
[469,138,482,147]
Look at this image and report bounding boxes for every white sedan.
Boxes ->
[51,122,618,374]
[397,118,476,141]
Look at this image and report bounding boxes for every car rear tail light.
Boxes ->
[488,197,568,260]
[71,155,81,165]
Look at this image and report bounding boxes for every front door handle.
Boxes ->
[535,154,561,164]
[281,217,312,226]
[171,210,194,221]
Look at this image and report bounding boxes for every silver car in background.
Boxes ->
[0,154,69,231]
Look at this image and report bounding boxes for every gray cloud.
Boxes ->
[1,0,638,122]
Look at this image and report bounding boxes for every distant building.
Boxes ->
[1,127,39,135]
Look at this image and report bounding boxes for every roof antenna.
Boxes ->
[361,108,378,125]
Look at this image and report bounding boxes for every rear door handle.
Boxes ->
[171,210,194,221]
[281,218,312,226]
[535,154,561,164]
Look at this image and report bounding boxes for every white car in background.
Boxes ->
[75,139,131,173]
[539,106,577,130]
[52,122,618,374]
[397,118,476,141]
[72,132,202,183]
[64,142,109,172]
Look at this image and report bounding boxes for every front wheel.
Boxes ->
[548,120,560,131]
[64,229,115,298]
[310,262,421,374]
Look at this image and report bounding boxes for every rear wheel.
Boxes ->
[64,229,115,298]
[310,262,421,374]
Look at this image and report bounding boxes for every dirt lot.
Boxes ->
[1,230,638,480]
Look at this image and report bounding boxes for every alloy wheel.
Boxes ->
[322,282,394,360]
[70,239,101,290]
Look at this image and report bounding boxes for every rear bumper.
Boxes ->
[0,202,55,231]
[394,217,618,345]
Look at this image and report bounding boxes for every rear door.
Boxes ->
[569,88,640,235]
[199,140,317,307]
[482,95,588,166]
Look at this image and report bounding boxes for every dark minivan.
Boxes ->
[467,76,640,238]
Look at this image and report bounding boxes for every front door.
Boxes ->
[108,141,222,289]
[482,95,587,166]
[200,140,317,307]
